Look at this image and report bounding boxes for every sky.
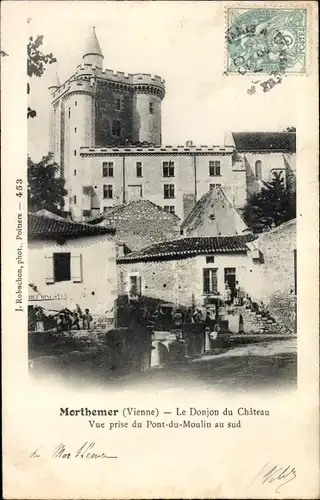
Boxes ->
[27,1,297,161]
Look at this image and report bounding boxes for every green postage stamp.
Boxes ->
[226,7,307,75]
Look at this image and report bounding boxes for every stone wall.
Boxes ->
[95,82,133,146]
[117,257,198,307]
[246,219,297,332]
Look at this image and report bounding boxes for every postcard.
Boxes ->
[1,1,319,498]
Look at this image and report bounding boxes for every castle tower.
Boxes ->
[49,27,165,220]
[132,75,165,145]
[48,70,61,157]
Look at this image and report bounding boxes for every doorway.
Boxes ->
[224,268,236,300]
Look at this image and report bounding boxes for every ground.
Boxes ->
[31,338,297,392]
[119,338,297,392]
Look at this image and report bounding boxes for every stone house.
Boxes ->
[117,235,257,309]
[226,131,296,200]
[180,186,249,237]
[86,198,181,252]
[28,212,117,317]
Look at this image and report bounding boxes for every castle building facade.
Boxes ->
[49,28,296,221]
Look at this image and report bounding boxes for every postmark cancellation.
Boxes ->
[225,6,308,75]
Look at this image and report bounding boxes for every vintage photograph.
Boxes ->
[27,7,298,391]
[3,2,319,499]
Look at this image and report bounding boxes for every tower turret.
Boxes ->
[82,26,104,69]
[48,71,61,95]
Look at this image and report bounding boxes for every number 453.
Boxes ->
[16,178,23,197]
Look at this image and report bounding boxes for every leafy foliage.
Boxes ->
[283,126,296,132]
[243,171,296,232]
[28,155,68,214]
[27,35,56,118]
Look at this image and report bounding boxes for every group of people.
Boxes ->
[223,281,244,306]
[56,305,93,332]
[29,304,93,332]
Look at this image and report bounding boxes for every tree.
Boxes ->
[243,171,296,232]
[28,155,68,215]
[283,126,296,132]
[27,35,56,118]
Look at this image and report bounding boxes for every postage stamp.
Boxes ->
[225,7,308,75]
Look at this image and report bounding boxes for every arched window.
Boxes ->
[255,160,262,180]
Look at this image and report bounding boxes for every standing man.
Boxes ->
[82,309,93,330]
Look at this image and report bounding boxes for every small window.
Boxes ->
[102,162,114,177]
[75,101,77,107]
[209,161,221,176]
[73,195,77,204]
[163,161,175,177]
[74,170,76,176]
[164,184,175,199]
[255,160,262,180]
[68,108,71,119]
[206,256,215,264]
[164,205,175,215]
[203,268,218,294]
[54,253,71,282]
[209,183,221,190]
[136,162,143,177]
[112,120,121,137]
[82,209,90,217]
[149,102,154,114]
[74,127,77,133]
[74,150,77,156]
[115,97,122,111]
[129,275,142,296]
[103,185,113,199]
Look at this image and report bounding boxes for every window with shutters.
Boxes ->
[46,253,82,284]
[53,253,71,282]
[209,161,221,176]
[164,184,175,199]
[149,102,154,114]
[102,162,114,177]
[203,268,218,294]
[163,161,175,177]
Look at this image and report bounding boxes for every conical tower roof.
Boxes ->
[83,26,104,58]
[48,68,61,90]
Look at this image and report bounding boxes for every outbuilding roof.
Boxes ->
[28,213,115,240]
[117,235,255,263]
[232,132,296,152]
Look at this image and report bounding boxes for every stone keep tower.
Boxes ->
[48,27,165,217]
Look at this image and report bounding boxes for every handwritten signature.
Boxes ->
[29,441,118,460]
[251,463,297,493]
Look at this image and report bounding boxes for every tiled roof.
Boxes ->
[86,199,181,225]
[232,132,296,152]
[117,235,256,263]
[28,213,115,239]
